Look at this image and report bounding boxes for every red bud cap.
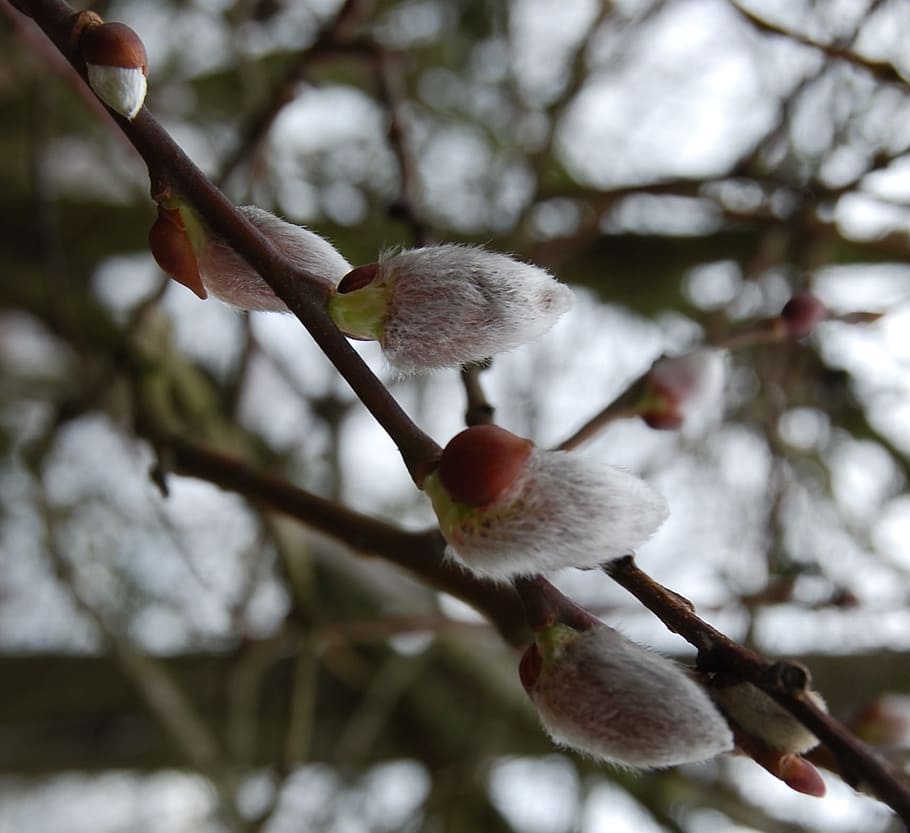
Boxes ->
[781,292,828,338]
[337,262,379,294]
[81,22,149,119]
[437,425,534,508]
[519,643,542,691]
[642,411,685,430]
[81,22,148,72]
[778,754,826,797]
[149,206,207,299]
[640,349,724,430]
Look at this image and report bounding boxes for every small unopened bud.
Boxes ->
[424,424,668,580]
[149,205,205,299]
[640,349,724,430]
[328,244,574,372]
[81,22,148,120]
[520,623,734,769]
[850,694,910,747]
[781,292,828,338]
[712,681,826,755]
[151,203,351,309]
[778,754,827,797]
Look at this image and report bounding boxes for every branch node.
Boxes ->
[69,9,102,54]
[766,660,811,695]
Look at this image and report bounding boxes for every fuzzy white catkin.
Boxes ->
[198,206,352,310]
[440,448,669,580]
[529,626,734,768]
[712,682,825,754]
[86,64,147,120]
[375,244,574,372]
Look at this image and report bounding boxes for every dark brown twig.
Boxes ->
[167,437,529,647]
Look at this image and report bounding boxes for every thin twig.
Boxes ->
[216,0,374,186]
[729,0,907,88]
[461,362,496,426]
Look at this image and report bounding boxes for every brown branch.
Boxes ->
[375,48,434,245]
[729,0,907,88]
[215,0,375,186]
[10,0,441,484]
[460,362,496,426]
[167,437,529,647]
[604,556,910,823]
[556,370,650,450]
[555,308,880,450]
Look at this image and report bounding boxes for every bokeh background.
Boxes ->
[3,0,910,830]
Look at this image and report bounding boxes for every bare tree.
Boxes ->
[3,1,910,831]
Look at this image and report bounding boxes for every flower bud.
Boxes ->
[80,22,148,120]
[150,203,352,309]
[640,349,724,430]
[781,292,828,338]
[520,623,734,769]
[424,425,668,580]
[149,205,205,299]
[712,681,826,755]
[328,244,574,372]
[850,694,910,746]
[777,754,826,797]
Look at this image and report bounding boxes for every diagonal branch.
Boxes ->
[604,555,910,822]
[167,437,529,647]
[8,0,441,484]
[729,0,907,88]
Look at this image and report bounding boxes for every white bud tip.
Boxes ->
[86,64,147,119]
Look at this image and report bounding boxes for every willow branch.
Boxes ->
[168,437,529,646]
[9,0,440,483]
[604,556,910,823]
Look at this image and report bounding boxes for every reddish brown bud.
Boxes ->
[781,292,828,338]
[642,412,685,430]
[81,22,148,72]
[337,262,380,294]
[778,754,827,797]
[424,425,668,579]
[519,643,543,691]
[640,349,724,430]
[148,207,206,300]
[436,425,534,508]
[80,22,148,119]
